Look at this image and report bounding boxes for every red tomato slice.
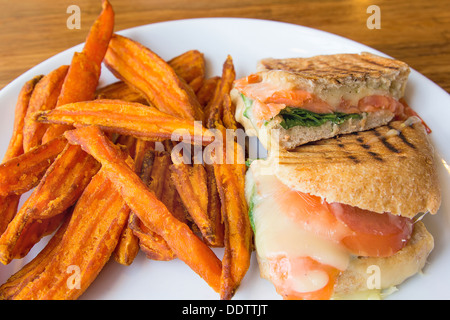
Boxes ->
[329,202,414,257]
[268,256,341,300]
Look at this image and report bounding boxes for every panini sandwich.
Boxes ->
[232,52,411,150]
[245,119,440,299]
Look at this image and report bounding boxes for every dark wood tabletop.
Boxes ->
[0,0,449,93]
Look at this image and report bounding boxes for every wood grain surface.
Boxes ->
[0,0,449,93]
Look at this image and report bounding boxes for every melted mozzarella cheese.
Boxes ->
[247,160,351,293]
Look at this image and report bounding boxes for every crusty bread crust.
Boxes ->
[256,221,433,299]
[273,120,441,217]
[257,52,410,100]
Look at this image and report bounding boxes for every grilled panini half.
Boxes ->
[246,119,440,299]
[233,52,410,151]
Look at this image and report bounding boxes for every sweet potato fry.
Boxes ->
[116,134,137,159]
[213,125,251,300]
[82,0,115,67]
[196,76,220,107]
[0,213,71,299]
[129,213,175,261]
[23,65,69,152]
[4,168,129,300]
[35,99,215,145]
[3,75,43,161]
[41,52,100,143]
[168,50,205,92]
[113,221,140,266]
[204,55,235,129]
[204,163,224,246]
[0,196,21,236]
[222,93,238,130]
[113,138,152,265]
[65,126,222,293]
[129,148,178,261]
[95,80,148,105]
[0,75,43,234]
[104,34,203,121]
[42,0,114,143]
[189,76,204,93]
[0,143,100,264]
[171,163,223,247]
[0,136,67,197]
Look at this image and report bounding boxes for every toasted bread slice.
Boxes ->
[257,52,410,101]
[272,119,441,218]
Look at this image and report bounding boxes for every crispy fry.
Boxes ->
[130,149,178,260]
[222,93,238,130]
[116,134,137,159]
[0,143,100,264]
[148,151,171,199]
[82,0,115,67]
[113,221,139,266]
[205,163,224,246]
[171,163,223,247]
[35,99,215,145]
[0,136,67,197]
[3,75,43,161]
[11,210,66,262]
[104,34,203,121]
[168,50,205,91]
[95,80,148,105]
[197,76,220,108]
[0,213,71,299]
[213,125,252,300]
[129,213,175,261]
[4,168,129,300]
[204,55,236,128]
[42,0,114,143]
[160,165,188,224]
[23,65,69,152]
[126,146,174,260]
[65,126,222,293]
[0,196,21,236]
[0,75,43,234]
[113,138,152,265]
[41,52,100,143]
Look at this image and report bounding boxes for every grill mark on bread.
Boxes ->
[361,144,371,149]
[387,123,417,150]
[368,151,384,162]
[347,155,360,164]
[398,130,416,149]
[358,56,400,70]
[373,128,401,153]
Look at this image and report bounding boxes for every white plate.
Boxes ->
[0,18,449,300]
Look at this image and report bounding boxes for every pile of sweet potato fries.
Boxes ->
[0,0,252,300]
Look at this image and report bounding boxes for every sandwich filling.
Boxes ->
[246,160,414,300]
[234,74,407,128]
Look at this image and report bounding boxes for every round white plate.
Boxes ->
[0,18,449,300]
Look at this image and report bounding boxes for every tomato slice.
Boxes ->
[268,256,341,300]
[329,202,414,257]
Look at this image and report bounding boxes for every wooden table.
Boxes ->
[0,0,449,93]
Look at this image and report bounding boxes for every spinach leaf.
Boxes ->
[241,93,253,119]
[279,107,362,129]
